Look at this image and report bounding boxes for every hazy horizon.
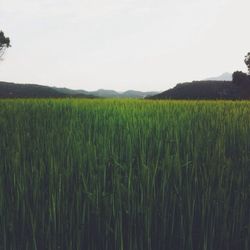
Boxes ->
[0,0,249,91]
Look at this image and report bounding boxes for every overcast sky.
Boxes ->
[0,0,249,91]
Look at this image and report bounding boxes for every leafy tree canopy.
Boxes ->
[0,31,10,58]
[245,52,250,74]
[232,71,248,85]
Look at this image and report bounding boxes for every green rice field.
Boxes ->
[0,99,250,249]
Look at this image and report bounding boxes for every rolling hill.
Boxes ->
[0,82,95,98]
[54,87,159,98]
[0,81,159,99]
[148,80,250,100]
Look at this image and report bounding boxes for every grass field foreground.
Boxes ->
[0,99,249,249]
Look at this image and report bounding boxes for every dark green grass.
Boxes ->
[0,99,249,249]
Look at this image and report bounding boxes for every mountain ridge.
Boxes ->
[53,87,159,98]
[0,81,158,99]
[148,80,250,100]
[0,82,96,98]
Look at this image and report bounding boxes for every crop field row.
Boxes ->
[0,99,249,249]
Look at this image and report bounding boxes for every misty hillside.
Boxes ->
[205,72,232,81]
[90,89,120,98]
[148,81,247,100]
[53,88,119,97]
[54,87,159,98]
[121,90,159,98]
[52,87,89,96]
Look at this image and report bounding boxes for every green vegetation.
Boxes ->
[0,99,250,249]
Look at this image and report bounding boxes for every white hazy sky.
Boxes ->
[0,0,249,91]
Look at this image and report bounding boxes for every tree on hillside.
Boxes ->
[232,71,248,85]
[233,53,250,85]
[245,52,250,75]
[0,31,10,59]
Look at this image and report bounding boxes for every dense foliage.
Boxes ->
[0,99,250,249]
[233,71,250,86]
[245,52,250,75]
[0,31,10,58]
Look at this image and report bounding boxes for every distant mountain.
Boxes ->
[55,87,159,98]
[205,72,232,81]
[52,87,89,95]
[0,82,95,98]
[148,80,250,100]
[121,90,159,98]
[0,81,159,99]
[90,89,120,98]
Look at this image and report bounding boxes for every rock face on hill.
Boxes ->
[149,81,250,100]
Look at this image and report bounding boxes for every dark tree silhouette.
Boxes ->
[0,31,10,58]
[232,71,248,85]
[245,52,250,75]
